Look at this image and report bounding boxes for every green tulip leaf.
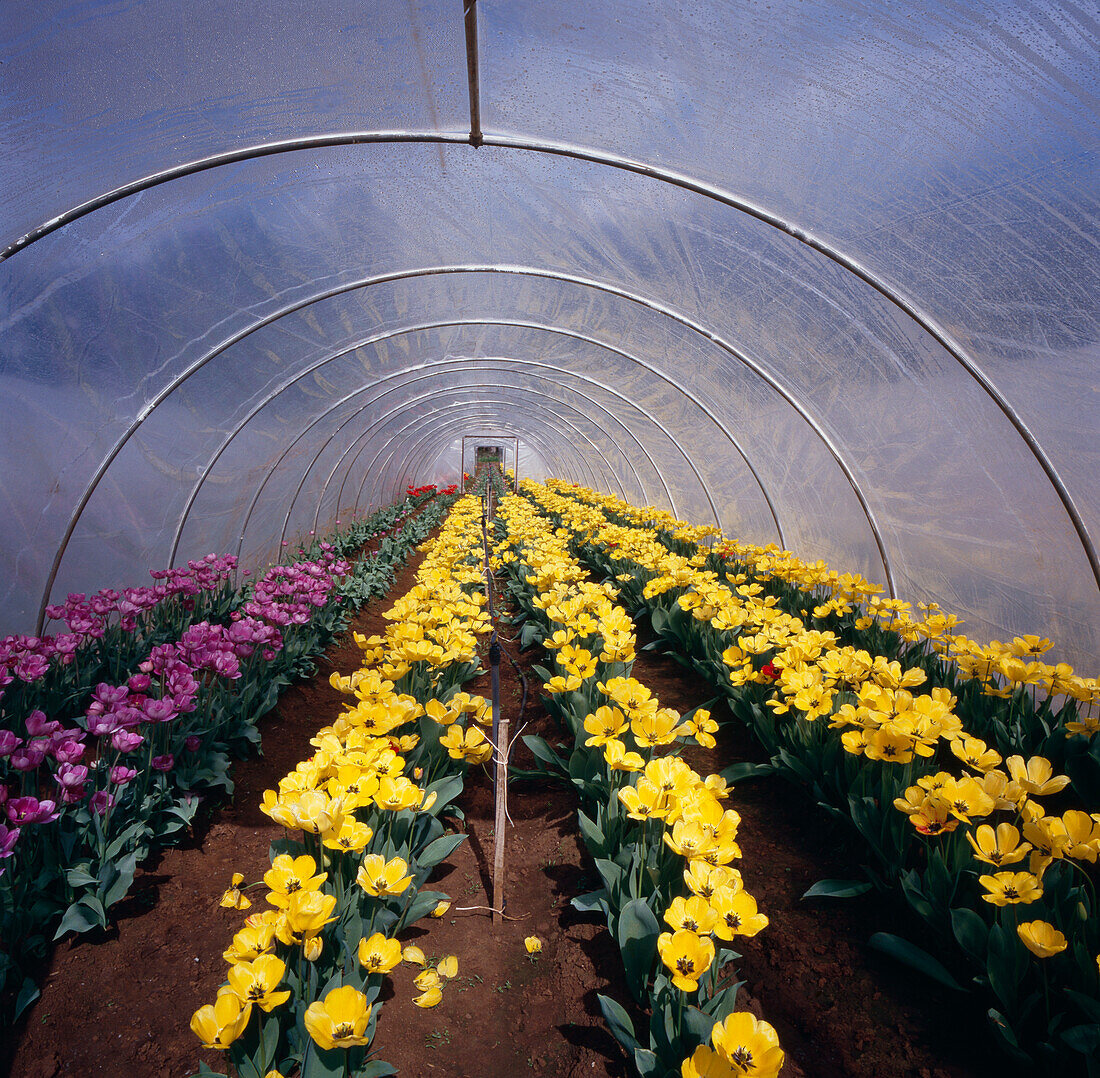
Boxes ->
[616,898,660,1005]
[869,932,964,991]
[802,878,872,900]
[597,992,640,1055]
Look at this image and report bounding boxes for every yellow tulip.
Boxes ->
[358,932,403,974]
[657,929,714,992]
[263,854,327,909]
[1017,920,1068,958]
[223,954,291,1012]
[356,855,413,898]
[190,993,252,1049]
[524,936,542,954]
[303,985,373,1049]
[709,1011,785,1077]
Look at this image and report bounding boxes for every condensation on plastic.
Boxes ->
[1,2,1098,671]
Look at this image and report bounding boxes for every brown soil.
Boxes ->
[7,534,1010,1078]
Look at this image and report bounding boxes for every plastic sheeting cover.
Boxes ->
[1,0,1098,670]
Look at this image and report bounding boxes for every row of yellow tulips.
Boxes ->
[189,495,494,1078]
[535,478,1100,1070]
[493,489,785,1078]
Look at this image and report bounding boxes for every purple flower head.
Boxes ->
[56,761,88,784]
[13,653,50,682]
[151,754,174,772]
[127,673,152,693]
[111,729,145,753]
[90,791,115,816]
[10,740,49,771]
[0,823,20,858]
[142,698,178,724]
[7,796,59,825]
[26,710,62,739]
[184,735,202,752]
[53,634,82,657]
[109,765,138,786]
[107,761,136,787]
[52,738,86,764]
[91,683,129,709]
[0,730,22,758]
[86,712,123,738]
[44,604,66,621]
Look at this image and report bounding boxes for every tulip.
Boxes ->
[190,994,252,1049]
[7,796,59,825]
[358,933,403,974]
[1017,920,1068,958]
[303,985,372,1049]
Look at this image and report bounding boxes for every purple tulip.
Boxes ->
[142,698,178,724]
[26,710,62,739]
[52,738,86,764]
[7,796,59,825]
[184,735,202,752]
[0,730,22,758]
[13,653,49,682]
[10,740,49,771]
[111,729,145,753]
[0,823,20,858]
[89,791,115,816]
[86,712,123,737]
[127,673,152,693]
[151,754,174,772]
[109,765,138,786]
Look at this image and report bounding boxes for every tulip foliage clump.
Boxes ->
[493,490,785,1078]
[191,494,493,1078]
[533,477,1100,1072]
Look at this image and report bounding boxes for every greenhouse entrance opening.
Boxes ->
[460,434,519,492]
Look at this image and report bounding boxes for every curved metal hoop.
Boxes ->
[274,380,635,549]
[10,131,1094,618]
[304,362,672,536]
[167,319,686,563]
[44,265,823,627]
[232,385,624,564]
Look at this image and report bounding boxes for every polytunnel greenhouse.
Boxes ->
[2,2,1099,1076]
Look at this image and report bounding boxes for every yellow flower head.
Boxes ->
[1005,755,1071,798]
[663,895,719,936]
[979,870,1043,906]
[966,823,1031,868]
[603,739,645,772]
[1017,920,1068,958]
[190,993,252,1050]
[657,929,714,992]
[323,818,374,853]
[303,985,373,1050]
[223,922,276,965]
[710,887,769,941]
[618,777,669,821]
[219,872,252,910]
[525,936,542,954]
[264,854,327,909]
[278,889,338,943]
[358,932,403,974]
[356,855,413,898]
[584,705,629,747]
[223,954,291,1012]
[709,1011,785,1078]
